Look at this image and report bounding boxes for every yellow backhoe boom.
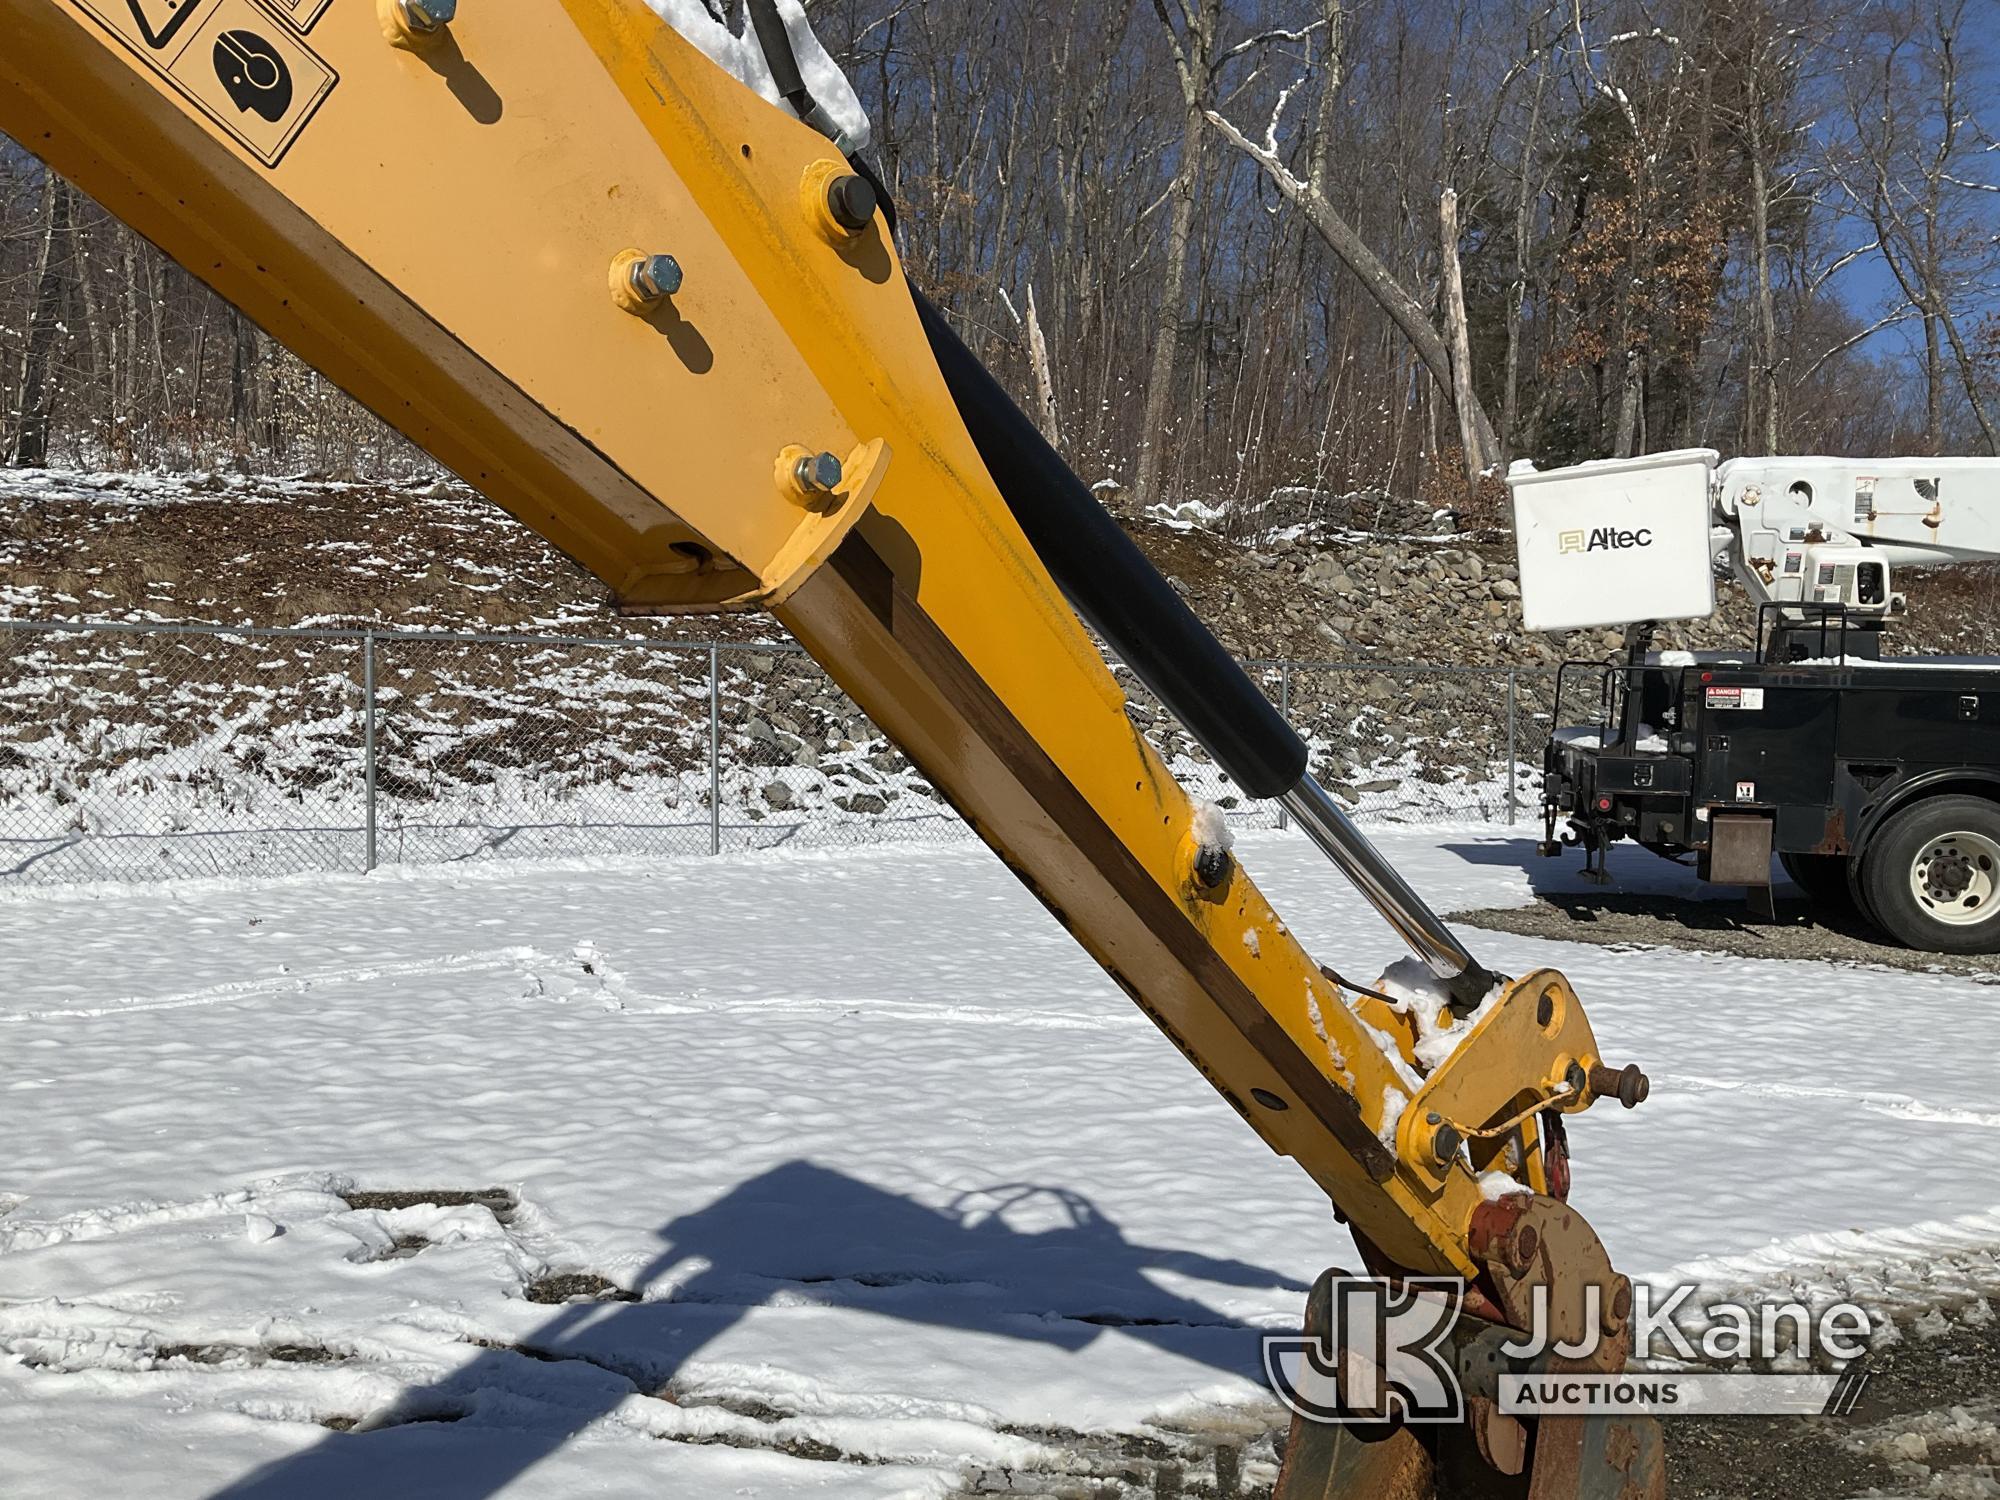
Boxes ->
[0,4,1661,1492]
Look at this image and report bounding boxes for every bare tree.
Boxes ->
[1136,0,1224,508]
[8,171,70,467]
[1,0,1989,500]
[1831,0,1998,453]
[1204,6,1502,476]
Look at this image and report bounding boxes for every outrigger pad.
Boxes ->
[1272,1267,1664,1500]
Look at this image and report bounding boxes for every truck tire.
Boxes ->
[1861,795,2000,954]
[1778,852,1857,921]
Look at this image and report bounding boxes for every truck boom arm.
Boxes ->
[0,5,1657,1492]
[1509,449,2000,644]
[1717,456,2000,641]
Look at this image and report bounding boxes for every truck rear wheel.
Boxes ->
[1778,852,1856,919]
[1861,795,2000,954]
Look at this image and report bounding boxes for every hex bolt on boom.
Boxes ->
[793,451,844,497]
[628,254,683,303]
[398,0,454,32]
[608,250,683,316]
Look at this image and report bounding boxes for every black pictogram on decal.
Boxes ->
[213,29,293,122]
[125,0,201,49]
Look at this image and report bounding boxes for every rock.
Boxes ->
[745,716,778,745]
[1304,554,1356,594]
[761,781,794,810]
[836,792,889,815]
[1883,1432,1928,1463]
[1489,579,1521,600]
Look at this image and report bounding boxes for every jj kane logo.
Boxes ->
[1558,526,1655,555]
[1263,1278,1878,1426]
[1263,1279,1463,1425]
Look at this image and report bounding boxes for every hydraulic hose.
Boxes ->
[745,0,863,154]
[912,287,1500,1007]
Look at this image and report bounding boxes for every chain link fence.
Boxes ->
[0,619,1555,886]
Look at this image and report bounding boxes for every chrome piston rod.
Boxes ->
[1279,774,1500,1007]
[912,291,1499,1005]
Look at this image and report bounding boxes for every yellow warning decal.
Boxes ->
[68,0,337,167]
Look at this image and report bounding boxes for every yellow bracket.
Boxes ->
[1395,969,1606,1199]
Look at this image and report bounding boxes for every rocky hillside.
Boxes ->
[4,467,1995,882]
[2,467,1992,662]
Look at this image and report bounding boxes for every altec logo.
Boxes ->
[1558,526,1655,555]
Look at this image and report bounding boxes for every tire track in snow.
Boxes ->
[1655,1072,2000,1130]
[518,945,1136,1032]
[0,1176,345,1255]
[2,947,541,1021]
[621,996,1137,1032]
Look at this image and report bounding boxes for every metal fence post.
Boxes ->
[363,630,378,872]
[1505,669,1519,827]
[1278,659,1293,831]
[708,643,722,856]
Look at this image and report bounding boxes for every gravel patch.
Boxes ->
[1451,891,2000,981]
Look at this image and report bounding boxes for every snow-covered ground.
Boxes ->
[2,829,1997,1496]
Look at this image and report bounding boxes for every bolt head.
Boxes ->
[1431,1122,1463,1165]
[631,254,683,302]
[826,174,878,232]
[796,451,844,494]
[403,0,455,30]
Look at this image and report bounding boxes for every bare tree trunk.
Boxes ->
[1747,100,1780,455]
[72,210,113,432]
[1501,59,1546,455]
[229,309,258,452]
[1613,347,1643,458]
[1024,284,1062,448]
[1136,0,1220,509]
[1922,312,1942,454]
[1206,109,1502,465]
[1438,188,1490,484]
[120,225,142,420]
[9,173,68,468]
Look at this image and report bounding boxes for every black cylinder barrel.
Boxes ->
[913,288,1310,802]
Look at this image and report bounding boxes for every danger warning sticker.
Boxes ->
[69,0,337,168]
[1706,686,1766,711]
